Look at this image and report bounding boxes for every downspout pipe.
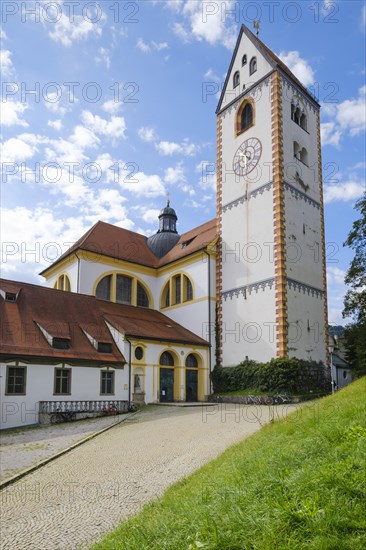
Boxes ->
[204,250,212,394]
[75,251,81,293]
[125,337,132,409]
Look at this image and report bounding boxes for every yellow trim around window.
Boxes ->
[93,271,154,308]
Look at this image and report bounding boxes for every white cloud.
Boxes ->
[138,127,157,142]
[152,41,169,51]
[83,189,132,226]
[155,139,198,156]
[1,136,39,164]
[321,122,342,147]
[141,208,161,224]
[336,85,366,136]
[118,171,166,197]
[324,180,365,203]
[0,29,7,40]
[95,47,111,68]
[164,164,186,184]
[327,266,346,286]
[196,160,216,191]
[172,0,237,49]
[0,49,13,77]
[48,119,63,131]
[278,50,315,87]
[136,38,169,53]
[321,86,366,147]
[0,206,91,280]
[81,111,127,140]
[102,99,121,114]
[47,6,106,47]
[1,100,29,127]
[136,38,151,53]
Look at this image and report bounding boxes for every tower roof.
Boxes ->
[216,24,320,114]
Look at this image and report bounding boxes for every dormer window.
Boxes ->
[5,292,16,302]
[242,54,247,66]
[97,342,112,354]
[233,71,240,88]
[249,57,257,75]
[53,338,70,350]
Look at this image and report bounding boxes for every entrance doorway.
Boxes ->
[160,368,174,402]
[185,370,198,402]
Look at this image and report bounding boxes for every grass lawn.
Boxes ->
[94,378,366,550]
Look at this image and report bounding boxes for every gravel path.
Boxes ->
[0,403,301,549]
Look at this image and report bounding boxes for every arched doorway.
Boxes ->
[185,353,198,402]
[159,351,175,402]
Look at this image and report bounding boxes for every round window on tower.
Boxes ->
[135,346,144,360]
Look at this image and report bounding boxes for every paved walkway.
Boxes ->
[0,403,302,549]
[0,415,129,483]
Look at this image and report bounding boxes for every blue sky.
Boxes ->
[1,0,365,325]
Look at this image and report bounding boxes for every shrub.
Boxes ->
[211,357,330,394]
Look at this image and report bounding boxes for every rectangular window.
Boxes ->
[98,342,112,354]
[54,368,71,395]
[6,366,26,395]
[116,275,132,304]
[101,371,114,395]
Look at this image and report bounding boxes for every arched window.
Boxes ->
[137,282,149,308]
[160,351,174,366]
[236,100,254,136]
[185,354,198,368]
[233,71,240,88]
[54,274,71,291]
[294,107,301,125]
[96,275,111,301]
[300,147,308,166]
[249,57,257,75]
[293,141,300,160]
[300,113,307,131]
[241,103,253,132]
[160,274,194,308]
[242,54,247,66]
[95,274,151,307]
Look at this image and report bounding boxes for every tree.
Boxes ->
[343,193,366,376]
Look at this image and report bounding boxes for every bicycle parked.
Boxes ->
[50,408,76,424]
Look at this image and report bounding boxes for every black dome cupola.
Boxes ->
[147,200,180,259]
[158,200,178,233]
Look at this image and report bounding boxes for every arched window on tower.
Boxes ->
[233,71,240,88]
[300,112,307,131]
[236,100,254,136]
[242,54,247,66]
[249,57,257,75]
[300,147,309,166]
[241,103,253,132]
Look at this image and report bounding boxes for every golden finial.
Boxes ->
[253,20,260,36]
[166,191,170,207]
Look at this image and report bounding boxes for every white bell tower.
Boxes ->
[216,25,328,366]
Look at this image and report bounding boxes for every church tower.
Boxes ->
[216,25,328,366]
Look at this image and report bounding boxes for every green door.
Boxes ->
[186,370,198,402]
[160,368,174,402]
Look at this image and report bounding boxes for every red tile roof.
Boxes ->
[40,218,217,275]
[0,279,208,364]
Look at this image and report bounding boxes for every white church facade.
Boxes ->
[0,25,328,429]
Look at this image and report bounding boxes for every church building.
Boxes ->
[0,25,328,429]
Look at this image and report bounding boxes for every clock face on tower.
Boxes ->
[233,137,262,176]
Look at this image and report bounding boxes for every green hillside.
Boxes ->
[95,378,366,550]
